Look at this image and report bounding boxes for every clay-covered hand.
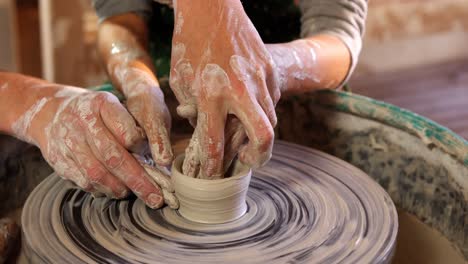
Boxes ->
[110,62,173,166]
[98,14,173,167]
[170,0,280,179]
[31,87,176,209]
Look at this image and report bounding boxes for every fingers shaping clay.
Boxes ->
[172,155,251,224]
[21,141,398,263]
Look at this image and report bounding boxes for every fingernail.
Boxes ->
[147,193,163,209]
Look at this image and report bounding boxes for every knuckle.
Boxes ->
[176,61,194,83]
[261,150,273,166]
[128,178,148,197]
[267,108,278,127]
[101,143,125,169]
[253,130,274,166]
[257,125,274,151]
[85,166,106,184]
[104,154,125,170]
[95,91,115,102]
[264,57,276,74]
[266,59,275,69]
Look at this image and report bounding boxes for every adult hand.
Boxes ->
[98,14,173,167]
[31,87,177,209]
[170,0,280,179]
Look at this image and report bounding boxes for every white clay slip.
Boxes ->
[172,155,251,224]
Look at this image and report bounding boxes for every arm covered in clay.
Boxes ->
[170,0,367,179]
[0,72,177,209]
[94,0,173,167]
[171,0,279,179]
[267,0,368,94]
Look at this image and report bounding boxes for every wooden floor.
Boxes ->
[350,60,468,140]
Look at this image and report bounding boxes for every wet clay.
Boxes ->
[21,141,398,263]
[172,155,251,224]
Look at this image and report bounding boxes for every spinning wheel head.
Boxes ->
[22,141,398,263]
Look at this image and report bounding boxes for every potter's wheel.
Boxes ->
[21,141,398,263]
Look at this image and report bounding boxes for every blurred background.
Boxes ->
[1,0,467,138]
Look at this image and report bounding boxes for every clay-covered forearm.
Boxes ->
[267,34,350,95]
[97,13,157,96]
[0,72,63,144]
[299,0,368,85]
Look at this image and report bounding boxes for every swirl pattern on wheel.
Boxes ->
[22,141,398,263]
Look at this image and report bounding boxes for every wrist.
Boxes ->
[98,15,156,96]
[0,73,59,144]
[25,97,58,147]
[266,44,287,93]
[102,40,157,98]
[267,34,351,95]
[266,42,305,94]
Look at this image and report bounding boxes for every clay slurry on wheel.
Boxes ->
[21,141,398,263]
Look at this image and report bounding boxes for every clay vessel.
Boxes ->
[171,155,252,224]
